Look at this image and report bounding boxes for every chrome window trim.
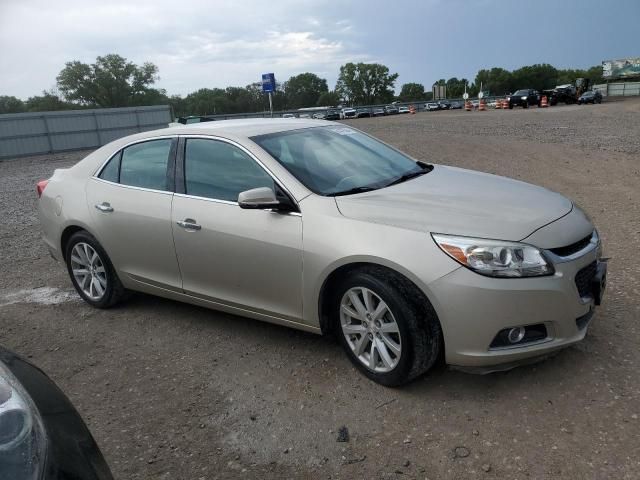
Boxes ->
[90,177,174,196]
[178,134,301,211]
[173,192,302,217]
[92,135,177,178]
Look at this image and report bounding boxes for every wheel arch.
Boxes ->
[317,260,441,338]
[60,223,99,262]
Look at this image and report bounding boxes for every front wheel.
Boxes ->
[333,267,441,386]
[65,231,127,308]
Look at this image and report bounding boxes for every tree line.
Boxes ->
[0,54,605,116]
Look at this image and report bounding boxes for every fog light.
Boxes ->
[507,327,526,344]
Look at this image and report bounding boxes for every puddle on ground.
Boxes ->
[0,287,78,307]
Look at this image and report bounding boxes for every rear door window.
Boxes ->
[119,139,172,191]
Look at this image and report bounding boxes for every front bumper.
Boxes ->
[429,242,604,368]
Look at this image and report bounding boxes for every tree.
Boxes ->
[510,64,558,92]
[474,68,512,95]
[183,88,228,115]
[336,62,398,105]
[398,83,425,101]
[316,90,341,107]
[284,73,328,109]
[57,54,159,107]
[25,90,73,112]
[0,96,25,114]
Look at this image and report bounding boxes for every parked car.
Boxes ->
[508,89,541,109]
[398,106,410,114]
[299,113,311,119]
[425,103,440,111]
[437,101,451,110]
[384,105,399,115]
[37,119,606,386]
[356,108,371,118]
[312,112,326,120]
[578,90,603,105]
[282,113,296,118]
[372,107,385,117]
[341,108,357,119]
[0,346,113,479]
[324,109,341,121]
[174,115,216,125]
[449,101,463,110]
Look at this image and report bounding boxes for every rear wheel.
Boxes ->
[523,103,528,109]
[333,267,441,386]
[65,231,127,308]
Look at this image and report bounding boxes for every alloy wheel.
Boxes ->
[340,287,402,373]
[70,242,107,300]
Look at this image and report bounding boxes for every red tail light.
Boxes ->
[36,180,49,198]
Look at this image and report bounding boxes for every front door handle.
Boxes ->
[95,202,114,213]
[176,219,201,231]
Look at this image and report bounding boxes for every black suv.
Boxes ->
[324,109,341,120]
[508,89,541,109]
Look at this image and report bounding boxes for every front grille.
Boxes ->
[549,232,593,257]
[575,261,597,298]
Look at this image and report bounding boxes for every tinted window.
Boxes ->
[98,151,120,183]
[184,139,274,202]
[119,139,172,191]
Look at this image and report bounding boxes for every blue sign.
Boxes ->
[261,73,276,93]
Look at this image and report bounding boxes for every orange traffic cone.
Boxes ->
[478,99,486,111]
[540,96,548,108]
[502,99,509,109]
[465,101,472,111]
[495,99,502,109]
[409,105,416,114]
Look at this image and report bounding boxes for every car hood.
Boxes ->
[335,165,573,241]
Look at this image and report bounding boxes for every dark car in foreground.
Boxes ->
[0,346,113,479]
[578,90,603,105]
[508,89,541,109]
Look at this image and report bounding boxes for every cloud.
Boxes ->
[0,0,372,98]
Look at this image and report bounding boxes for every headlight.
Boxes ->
[432,234,554,278]
[0,362,47,480]
[521,96,528,100]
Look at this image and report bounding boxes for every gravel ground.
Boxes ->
[1,99,639,479]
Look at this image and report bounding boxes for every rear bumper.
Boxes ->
[428,242,603,368]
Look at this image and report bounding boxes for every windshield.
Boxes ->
[252,126,427,196]
[514,89,529,95]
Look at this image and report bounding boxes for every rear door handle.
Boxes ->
[176,219,201,231]
[95,202,114,213]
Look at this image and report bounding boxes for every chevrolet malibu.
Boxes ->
[37,119,606,386]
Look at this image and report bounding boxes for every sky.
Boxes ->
[1,0,639,99]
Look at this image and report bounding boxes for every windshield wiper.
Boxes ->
[384,168,428,188]
[327,186,378,197]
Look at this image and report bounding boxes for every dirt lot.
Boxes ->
[1,99,639,479]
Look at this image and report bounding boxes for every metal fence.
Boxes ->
[0,105,171,159]
[593,82,640,97]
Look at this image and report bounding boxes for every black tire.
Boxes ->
[332,266,442,387]
[523,103,528,109]
[508,104,513,109]
[65,230,127,309]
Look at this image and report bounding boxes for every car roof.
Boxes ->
[156,118,335,138]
